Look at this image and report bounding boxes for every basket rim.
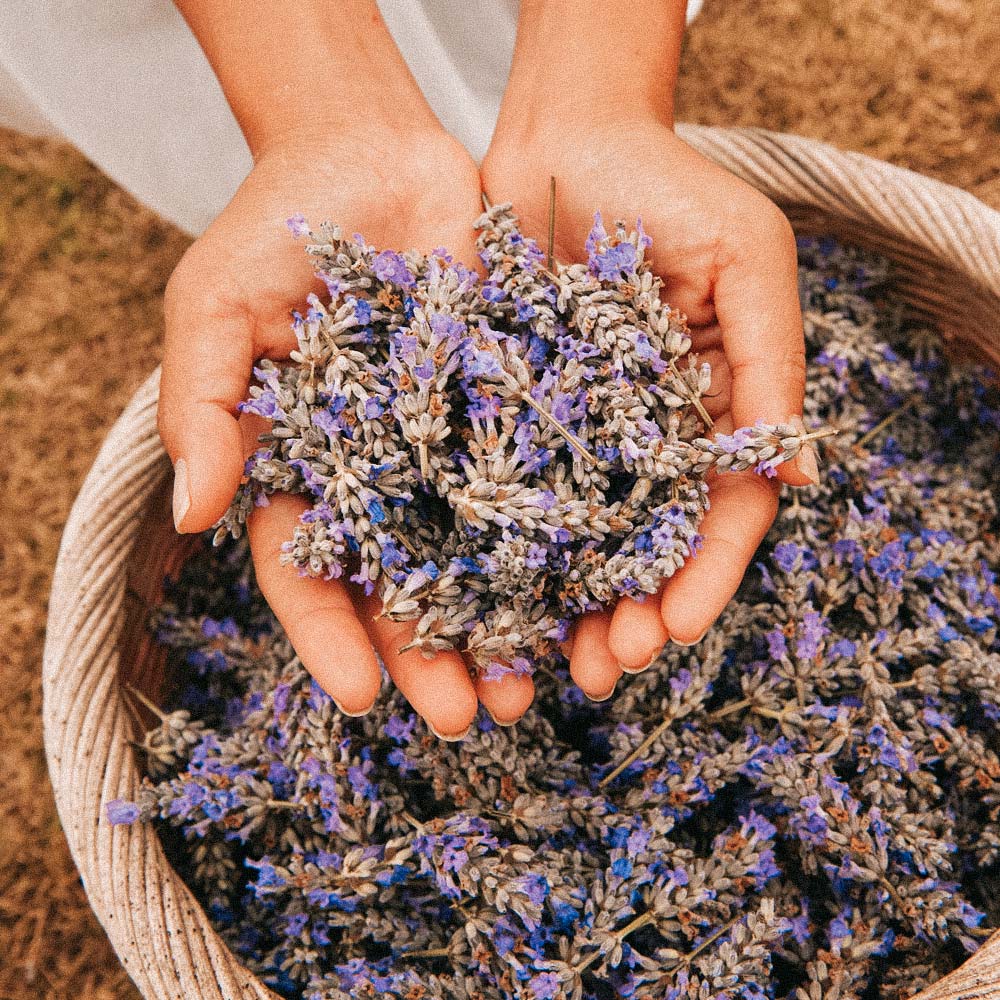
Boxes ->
[42,124,1000,1000]
[680,123,1000,294]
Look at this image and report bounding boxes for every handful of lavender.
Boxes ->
[219,204,817,676]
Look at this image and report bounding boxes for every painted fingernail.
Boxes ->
[430,723,471,743]
[798,443,821,487]
[673,629,708,648]
[172,458,191,532]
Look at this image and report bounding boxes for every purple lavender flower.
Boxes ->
[591,240,638,282]
[372,249,415,287]
[529,972,561,1000]
[106,799,140,825]
[285,213,309,238]
[765,628,788,660]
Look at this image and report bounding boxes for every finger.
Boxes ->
[558,620,576,662]
[239,411,272,459]
[712,211,813,488]
[608,591,669,672]
[247,492,382,715]
[157,253,308,534]
[683,331,732,422]
[570,612,623,701]
[357,593,479,741]
[475,670,536,726]
[660,269,717,329]
[660,469,778,644]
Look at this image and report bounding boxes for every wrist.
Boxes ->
[237,61,441,165]
[250,118,465,186]
[245,95,444,165]
[494,0,685,142]
[175,0,442,161]
[487,104,680,171]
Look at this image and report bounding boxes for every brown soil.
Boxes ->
[1,2,998,997]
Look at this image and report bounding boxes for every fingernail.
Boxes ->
[673,629,708,648]
[485,708,518,728]
[430,723,471,743]
[172,458,191,532]
[621,654,658,675]
[798,443,821,487]
[589,682,618,702]
[333,698,371,719]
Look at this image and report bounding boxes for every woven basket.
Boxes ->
[42,125,1000,1000]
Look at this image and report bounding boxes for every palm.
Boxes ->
[159,131,534,738]
[482,123,810,698]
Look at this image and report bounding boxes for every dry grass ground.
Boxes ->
[1,1,998,997]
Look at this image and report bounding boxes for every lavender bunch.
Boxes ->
[218,205,819,677]
[110,236,1000,1000]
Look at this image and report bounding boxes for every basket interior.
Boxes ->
[110,200,1000,1000]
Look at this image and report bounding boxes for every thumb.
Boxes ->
[713,214,815,488]
[158,272,280,533]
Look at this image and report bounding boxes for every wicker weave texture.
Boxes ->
[42,125,1000,1000]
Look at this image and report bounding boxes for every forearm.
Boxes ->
[498,0,688,130]
[174,0,440,157]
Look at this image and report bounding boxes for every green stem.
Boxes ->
[401,946,452,959]
[656,916,742,984]
[402,811,427,832]
[800,426,838,444]
[603,694,764,790]
[668,361,713,430]
[708,697,752,721]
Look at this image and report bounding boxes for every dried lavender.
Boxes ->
[109,237,1000,1000]
[218,206,817,677]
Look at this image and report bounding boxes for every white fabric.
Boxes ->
[0,1,701,236]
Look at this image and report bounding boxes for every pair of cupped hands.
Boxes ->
[157,108,813,740]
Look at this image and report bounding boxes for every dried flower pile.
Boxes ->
[217,205,820,678]
[110,237,1000,1000]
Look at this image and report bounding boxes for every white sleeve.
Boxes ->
[0,0,251,236]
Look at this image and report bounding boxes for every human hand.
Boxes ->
[482,114,814,700]
[158,124,535,738]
